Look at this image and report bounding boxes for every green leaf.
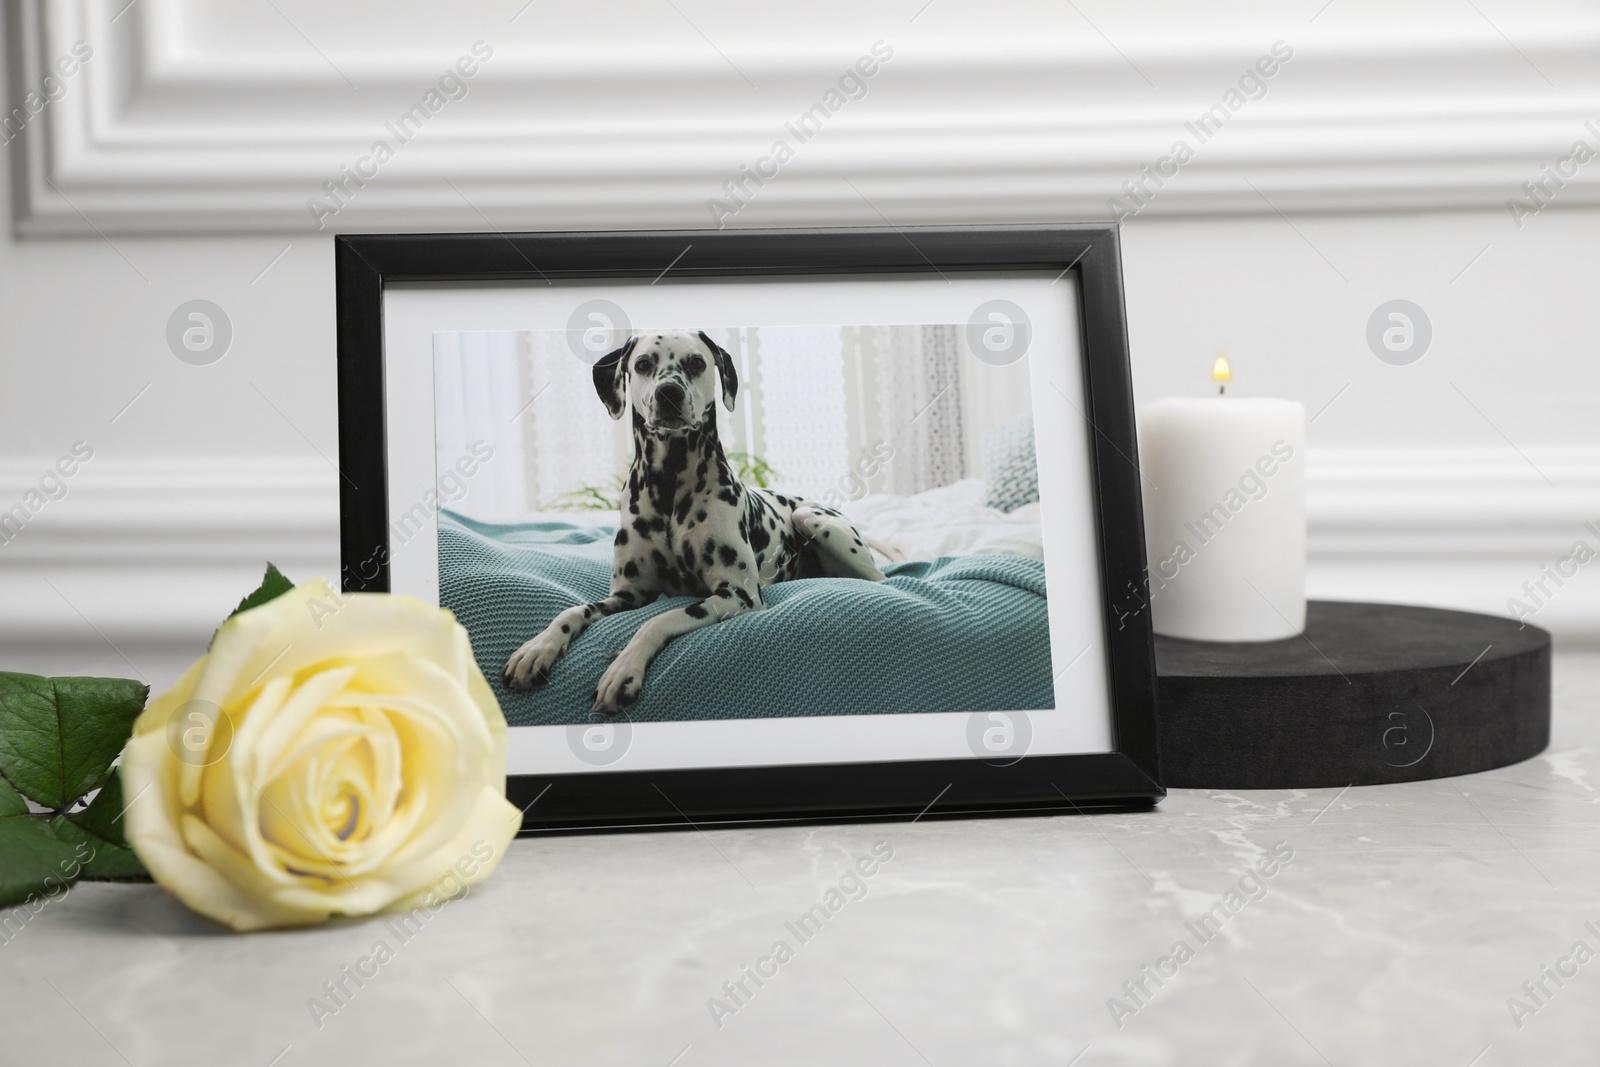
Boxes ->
[53,773,149,882]
[727,450,780,489]
[0,777,83,909]
[545,478,624,512]
[0,673,148,810]
[0,773,25,819]
[226,562,295,623]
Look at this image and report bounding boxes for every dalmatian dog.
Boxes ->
[502,330,901,715]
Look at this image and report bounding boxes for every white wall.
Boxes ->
[3,0,1598,693]
[1123,210,1600,647]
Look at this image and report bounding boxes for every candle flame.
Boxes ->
[1211,353,1231,384]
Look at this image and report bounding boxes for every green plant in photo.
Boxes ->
[547,478,625,512]
[726,450,779,489]
[545,452,779,510]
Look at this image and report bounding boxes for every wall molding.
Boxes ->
[1,446,1597,691]
[0,457,339,681]
[10,1,1600,235]
[1306,446,1600,649]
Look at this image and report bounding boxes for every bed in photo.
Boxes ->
[432,323,1056,727]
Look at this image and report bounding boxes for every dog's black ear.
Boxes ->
[697,331,738,412]
[593,336,637,420]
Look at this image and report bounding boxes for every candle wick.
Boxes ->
[1218,384,1225,397]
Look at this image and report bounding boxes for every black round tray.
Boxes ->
[1155,601,1551,789]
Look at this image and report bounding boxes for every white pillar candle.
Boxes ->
[1138,377,1306,642]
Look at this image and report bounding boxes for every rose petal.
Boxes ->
[382,784,523,911]
[121,579,518,932]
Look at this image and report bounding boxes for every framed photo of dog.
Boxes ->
[335,225,1161,831]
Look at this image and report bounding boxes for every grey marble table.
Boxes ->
[5,656,1600,1067]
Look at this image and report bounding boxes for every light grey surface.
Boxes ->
[4,656,1599,1067]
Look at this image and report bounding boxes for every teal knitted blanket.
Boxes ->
[438,510,1057,726]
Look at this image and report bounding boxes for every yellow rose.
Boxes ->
[121,579,521,931]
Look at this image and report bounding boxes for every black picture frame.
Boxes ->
[335,224,1161,832]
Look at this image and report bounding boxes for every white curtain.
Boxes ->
[521,331,631,509]
[432,332,528,522]
[709,324,968,501]
[845,324,967,496]
[733,326,851,498]
[694,323,966,502]
[434,325,977,522]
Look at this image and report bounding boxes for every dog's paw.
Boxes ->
[503,633,567,692]
[591,648,648,715]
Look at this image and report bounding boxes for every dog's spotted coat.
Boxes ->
[503,330,899,714]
